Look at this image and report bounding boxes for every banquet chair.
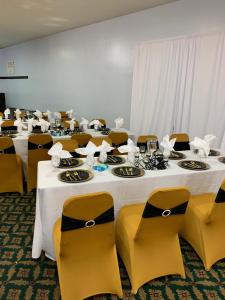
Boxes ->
[90,136,112,146]
[180,179,225,270]
[108,131,128,155]
[0,137,23,193]
[59,111,67,120]
[137,135,158,152]
[27,134,53,192]
[71,133,92,147]
[55,139,79,157]
[0,112,3,117]
[90,118,106,129]
[1,120,17,131]
[170,133,190,151]
[116,187,190,294]
[53,192,123,300]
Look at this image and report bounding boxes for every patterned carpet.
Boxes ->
[0,192,225,300]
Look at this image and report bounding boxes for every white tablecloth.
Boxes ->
[32,151,225,260]
[221,133,225,150]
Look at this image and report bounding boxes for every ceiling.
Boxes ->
[0,0,177,49]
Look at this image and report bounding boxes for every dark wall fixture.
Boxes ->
[0,76,28,79]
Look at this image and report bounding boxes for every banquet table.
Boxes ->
[12,128,134,169]
[32,151,225,260]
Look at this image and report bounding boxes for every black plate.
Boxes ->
[169,151,186,160]
[218,157,225,164]
[209,149,220,156]
[58,158,83,168]
[0,134,17,138]
[178,160,210,171]
[104,155,125,165]
[112,166,145,178]
[58,169,93,183]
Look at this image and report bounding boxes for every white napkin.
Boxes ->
[14,118,26,133]
[4,108,10,119]
[98,141,114,163]
[27,118,35,132]
[80,117,89,130]
[75,141,99,167]
[33,110,43,119]
[48,142,72,158]
[66,109,74,119]
[204,134,216,147]
[190,137,210,157]
[160,135,176,157]
[114,117,124,129]
[37,118,50,133]
[48,142,72,167]
[54,112,61,119]
[89,119,103,128]
[14,108,21,119]
[66,119,76,131]
[0,118,4,132]
[43,110,52,121]
[118,138,139,163]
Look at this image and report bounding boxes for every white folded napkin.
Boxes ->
[80,117,89,130]
[160,135,176,157]
[14,108,21,119]
[75,141,99,167]
[190,137,210,157]
[37,118,50,133]
[204,134,216,147]
[0,118,4,132]
[43,110,52,121]
[14,118,27,133]
[27,118,35,132]
[118,138,139,163]
[98,141,114,163]
[114,117,124,129]
[33,110,43,119]
[4,108,10,119]
[66,109,74,119]
[89,119,103,128]
[66,119,76,131]
[48,142,72,167]
[54,112,61,119]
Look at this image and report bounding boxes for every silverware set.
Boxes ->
[119,167,135,176]
[65,171,83,181]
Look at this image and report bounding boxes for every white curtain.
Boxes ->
[130,32,225,147]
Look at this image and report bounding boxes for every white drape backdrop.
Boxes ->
[130,32,225,148]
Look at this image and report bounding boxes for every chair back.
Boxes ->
[0,112,3,117]
[1,120,17,131]
[60,192,115,256]
[63,120,79,128]
[56,139,78,153]
[59,111,67,120]
[0,137,17,168]
[207,179,225,222]
[136,187,190,239]
[28,134,53,165]
[90,137,112,146]
[137,135,158,151]
[71,133,92,147]
[170,133,190,151]
[108,132,128,147]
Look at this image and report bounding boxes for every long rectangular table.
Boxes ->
[32,151,225,260]
[12,128,134,170]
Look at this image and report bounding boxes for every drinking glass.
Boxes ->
[147,140,157,156]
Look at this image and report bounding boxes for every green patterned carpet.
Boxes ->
[0,192,225,300]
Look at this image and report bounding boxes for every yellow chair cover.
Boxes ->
[27,134,53,192]
[180,179,225,270]
[54,139,78,152]
[53,192,123,300]
[1,120,15,127]
[90,136,112,146]
[71,133,92,147]
[59,111,67,120]
[170,133,190,151]
[116,187,190,294]
[137,135,158,144]
[0,137,23,193]
[91,118,106,127]
[108,132,128,155]
[63,120,79,128]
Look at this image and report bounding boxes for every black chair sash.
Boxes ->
[1,126,17,131]
[174,141,190,151]
[142,201,188,218]
[28,141,53,150]
[61,206,114,231]
[0,145,16,154]
[90,124,106,129]
[215,188,225,203]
